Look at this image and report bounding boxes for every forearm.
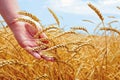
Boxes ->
[0,0,20,25]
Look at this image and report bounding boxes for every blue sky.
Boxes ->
[0,0,120,34]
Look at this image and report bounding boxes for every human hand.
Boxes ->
[9,21,54,61]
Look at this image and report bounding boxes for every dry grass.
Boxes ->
[0,7,120,80]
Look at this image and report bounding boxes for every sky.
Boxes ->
[0,0,120,34]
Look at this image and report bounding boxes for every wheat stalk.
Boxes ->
[48,8,60,26]
[88,3,104,21]
[108,20,119,25]
[94,22,102,33]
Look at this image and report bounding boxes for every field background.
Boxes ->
[0,0,120,80]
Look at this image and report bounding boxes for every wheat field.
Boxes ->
[0,3,120,80]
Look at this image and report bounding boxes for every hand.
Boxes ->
[9,21,54,61]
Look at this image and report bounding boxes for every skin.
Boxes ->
[0,0,54,61]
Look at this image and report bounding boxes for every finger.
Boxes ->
[39,33,47,38]
[37,26,47,38]
[25,23,38,37]
[39,33,49,44]
[24,46,41,59]
[31,52,41,59]
[39,52,55,61]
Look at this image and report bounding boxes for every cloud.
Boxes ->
[47,0,120,15]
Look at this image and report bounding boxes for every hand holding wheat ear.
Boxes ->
[9,20,54,61]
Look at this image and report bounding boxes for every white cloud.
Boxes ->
[47,0,120,15]
[60,0,74,6]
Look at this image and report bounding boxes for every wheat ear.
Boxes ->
[107,16,116,18]
[18,11,40,22]
[88,3,104,21]
[34,26,59,38]
[15,18,37,29]
[0,59,29,67]
[48,8,60,26]
[82,19,95,24]
[54,31,77,38]
[100,27,120,35]
[44,44,69,51]
[70,26,89,33]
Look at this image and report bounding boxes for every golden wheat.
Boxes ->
[0,8,120,80]
[0,59,29,67]
[70,26,89,33]
[54,31,77,38]
[82,19,95,24]
[44,44,68,51]
[48,8,60,26]
[100,27,120,35]
[107,16,116,18]
[18,11,40,22]
[108,20,119,25]
[34,26,59,38]
[94,22,102,33]
[88,3,104,21]
[15,18,37,29]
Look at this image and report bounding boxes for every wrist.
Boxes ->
[8,18,18,26]
[7,14,23,28]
